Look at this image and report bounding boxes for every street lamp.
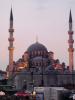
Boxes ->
[32,90,36,100]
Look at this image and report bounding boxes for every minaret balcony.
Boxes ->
[68,31,73,35]
[8,38,14,41]
[9,28,14,32]
[8,47,14,50]
[68,48,74,52]
[68,39,74,43]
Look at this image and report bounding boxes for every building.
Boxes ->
[6,9,75,90]
[0,70,7,81]
[34,87,69,100]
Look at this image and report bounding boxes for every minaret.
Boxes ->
[8,8,14,76]
[68,10,74,71]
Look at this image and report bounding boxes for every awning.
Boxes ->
[14,91,31,97]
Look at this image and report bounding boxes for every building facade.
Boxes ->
[6,9,75,90]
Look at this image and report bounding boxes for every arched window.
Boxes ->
[38,51,40,56]
[36,62,38,66]
[34,51,37,56]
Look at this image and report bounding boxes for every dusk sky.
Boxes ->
[0,0,75,70]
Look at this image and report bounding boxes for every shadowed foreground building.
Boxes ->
[6,9,75,90]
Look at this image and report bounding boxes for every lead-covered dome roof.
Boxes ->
[27,42,47,52]
[27,42,48,58]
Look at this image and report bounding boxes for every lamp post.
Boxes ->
[32,90,36,100]
[41,56,44,86]
[23,80,27,90]
[30,67,35,92]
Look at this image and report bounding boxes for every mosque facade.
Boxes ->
[6,9,75,90]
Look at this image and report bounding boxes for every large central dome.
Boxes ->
[27,42,48,58]
[27,42,47,52]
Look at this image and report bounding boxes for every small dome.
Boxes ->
[47,65,54,70]
[45,65,57,74]
[27,42,48,58]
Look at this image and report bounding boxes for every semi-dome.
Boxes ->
[27,42,48,58]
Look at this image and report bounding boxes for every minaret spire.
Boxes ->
[10,7,13,21]
[8,7,14,76]
[69,9,72,31]
[69,10,72,23]
[68,10,74,71]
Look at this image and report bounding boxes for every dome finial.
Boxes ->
[36,35,38,43]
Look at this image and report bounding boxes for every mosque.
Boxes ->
[6,9,75,90]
